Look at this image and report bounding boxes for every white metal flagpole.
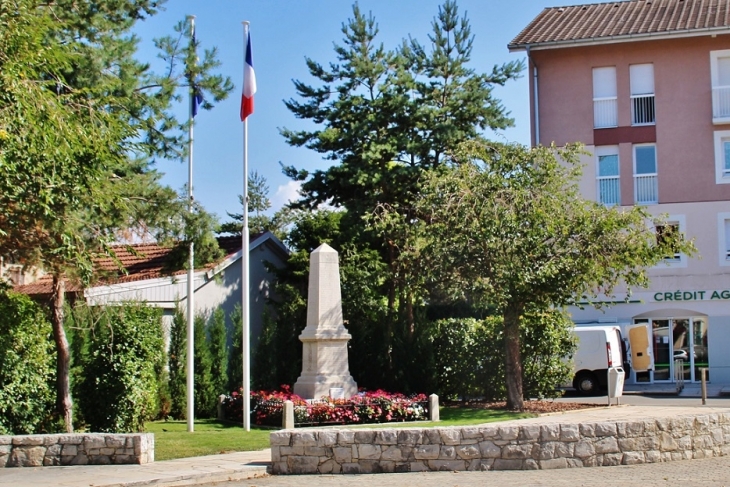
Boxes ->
[186,14,196,434]
[241,20,252,432]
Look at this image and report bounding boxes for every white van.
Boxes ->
[570,324,653,394]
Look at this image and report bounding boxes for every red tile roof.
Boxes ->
[14,235,252,297]
[509,0,730,51]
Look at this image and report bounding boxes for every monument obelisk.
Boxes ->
[293,243,357,399]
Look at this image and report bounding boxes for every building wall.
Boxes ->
[531,35,730,204]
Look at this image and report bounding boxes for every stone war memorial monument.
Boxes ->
[293,243,357,400]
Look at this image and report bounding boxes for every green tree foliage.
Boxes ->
[168,307,187,420]
[219,171,295,240]
[228,304,243,393]
[379,140,696,409]
[76,303,165,432]
[208,308,228,397]
[279,1,523,374]
[194,313,216,417]
[0,0,232,431]
[431,310,575,401]
[0,291,56,434]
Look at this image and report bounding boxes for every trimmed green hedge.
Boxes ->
[0,291,56,434]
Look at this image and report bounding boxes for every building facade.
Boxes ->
[510,0,730,385]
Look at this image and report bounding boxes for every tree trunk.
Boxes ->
[503,305,524,411]
[51,274,73,432]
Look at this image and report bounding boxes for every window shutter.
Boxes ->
[725,219,730,258]
[593,67,617,98]
[630,64,654,95]
[718,56,730,87]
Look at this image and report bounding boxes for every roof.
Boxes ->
[509,0,730,51]
[14,233,286,297]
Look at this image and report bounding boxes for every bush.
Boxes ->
[76,303,165,432]
[193,313,216,418]
[167,307,187,420]
[431,309,576,401]
[0,291,56,434]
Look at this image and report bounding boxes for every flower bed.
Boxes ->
[222,385,428,427]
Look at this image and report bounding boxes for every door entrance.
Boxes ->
[634,316,708,383]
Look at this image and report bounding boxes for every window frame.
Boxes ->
[718,212,730,267]
[633,143,658,205]
[713,130,730,184]
[629,63,655,126]
[595,145,620,206]
[710,49,730,123]
[652,215,687,268]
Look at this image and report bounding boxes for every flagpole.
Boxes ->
[242,20,251,432]
[186,14,196,434]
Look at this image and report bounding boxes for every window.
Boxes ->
[653,215,687,267]
[719,213,730,266]
[655,223,681,261]
[710,50,730,122]
[630,64,655,125]
[593,67,617,128]
[596,146,620,206]
[713,130,730,184]
[633,144,658,204]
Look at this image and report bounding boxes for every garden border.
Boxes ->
[0,433,154,467]
[270,410,730,474]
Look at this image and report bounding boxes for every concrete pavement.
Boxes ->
[2,402,730,487]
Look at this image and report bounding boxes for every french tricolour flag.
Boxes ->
[240,30,256,121]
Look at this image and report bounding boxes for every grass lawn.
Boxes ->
[148,419,271,461]
[149,408,533,461]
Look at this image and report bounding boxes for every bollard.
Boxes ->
[283,400,295,429]
[701,368,708,405]
[429,394,440,422]
[217,394,227,420]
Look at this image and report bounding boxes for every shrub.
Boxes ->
[0,291,56,434]
[76,303,165,432]
[167,307,187,420]
[193,313,216,418]
[208,308,228,397]
[431,309,576,401]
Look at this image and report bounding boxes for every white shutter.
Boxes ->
[593,67,617,98]
[718,56,730,87]
[725,219,730,259]
[630,64,654,95]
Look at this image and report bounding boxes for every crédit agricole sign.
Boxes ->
[653,290,730,302]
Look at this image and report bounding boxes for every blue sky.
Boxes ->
[132,0,580,222]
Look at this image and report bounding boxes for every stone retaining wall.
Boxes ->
[0,433,154,467]
[270,412,730,474]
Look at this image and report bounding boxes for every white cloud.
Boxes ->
[272,180,302,210]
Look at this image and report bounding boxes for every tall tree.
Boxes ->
[219,171,294,240]
[0,1,232,431]
[379,140,696,410]
[280,1,522,370]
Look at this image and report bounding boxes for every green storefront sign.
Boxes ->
[653,290,730,302]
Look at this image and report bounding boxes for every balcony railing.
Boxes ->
[597,177,620,206]
[634,174,658,204]
[712,85,730,120]
[631,94,655,125]
[593,97,618,128]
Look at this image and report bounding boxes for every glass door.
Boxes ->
[652,319,671,381]
[692,318,709,381]
[672,319,690,381]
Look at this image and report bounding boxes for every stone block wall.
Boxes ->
[270,412,730,474]
[0,433,154,467]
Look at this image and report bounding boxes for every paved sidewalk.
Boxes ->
[0,449,270,487]
[1,405,728,487]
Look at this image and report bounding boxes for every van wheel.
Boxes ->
[574,372,600,395]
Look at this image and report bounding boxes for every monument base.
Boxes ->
[293,374,358,400]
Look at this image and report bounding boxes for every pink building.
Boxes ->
[510,0,730,388]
